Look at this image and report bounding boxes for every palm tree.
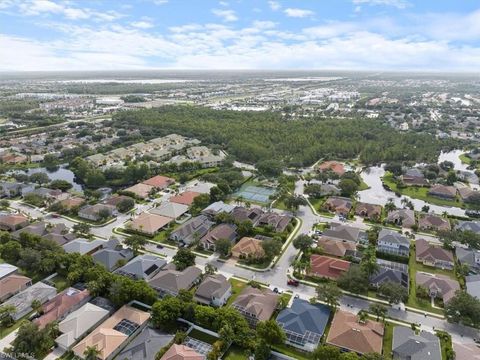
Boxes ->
[84,345,101,360]
[369,303,387,322]
[357,310,369,323]
[31,299,43,315]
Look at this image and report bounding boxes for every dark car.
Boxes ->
[287,279,299,287]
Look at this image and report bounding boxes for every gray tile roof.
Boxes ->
[392,327,441,360]
[466,274,480,299]
[378,229,410,247]
[194,274,231,304]
[115,254,167,280]
[116,326,174,360]
[370,259,409,289]
[3,281,57,320]
[170,215,214,244]
[92,247,134,271]
[457,221,480,234]
[456,246,480,270]
[148,266,202,295]
[276,299,330,341]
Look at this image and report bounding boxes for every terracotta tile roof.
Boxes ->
[317,238,356,257]
[0,274,31,300]
[124,183,154,199]
[231,237,265,259]
[309,255,350,280]
[73,305,150,360]
[142,175,175,189]
[327,310,384,354]
[160,344,203,360]
[34,288,90,329]
[59,196,85,209]
[318,161,345,176]
[169,191,202,206]
[0,214,28,227]
[130,212,172,234]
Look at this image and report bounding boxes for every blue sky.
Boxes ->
[1,0,480,71]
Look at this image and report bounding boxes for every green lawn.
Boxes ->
[187,329,218,344]
[459,153,472,165]
[223,345,250,360]
[382,172,463,208]
[407,248,446,315]
[383,322,394,360]
[51,275,69,291]
[272,344,311,360]
[358,181,370,191]
[226,278,248,306]
[436,330,454,360]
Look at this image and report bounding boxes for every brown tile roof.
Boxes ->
[231,237,265,259]
[0,214,29,227]
[317,238,357,257]
[355,202,382,218]
[169,191,202,206]
[416,272,460,303]
[231,287,279,322]
[318,161,345,176]
[309,255,350,280]
[142,175,175,189]
[327,310,384,354]
[124,183,154,199]
[0,274,31,301]
[130,212,172,234]
[418,214,451,231]
[34,288,90,329]
[103,195,133,207]
[428,184,457,198]
[200,223,237,247]
[59,196,85,210]
[160,344,203,360]
[416,239,454,264]
[73,305,150,360]
[324,197,353,214]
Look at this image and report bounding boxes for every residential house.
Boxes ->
[317,161,345,176]
[148,265,202,297]
[416,239,454,269]
[276,299,331,352]
[418,214,451,232]
[72,305,150,360]
[13,222,76,246]
[392,327,442,360]
[28,187,69,203]
[0,182,35,198]
[416,272,460,304]
[323,197,353,216]
[231,287,279,326]
[309,255,350,280]
[169,191,202,206]
[0,274,32,302]
[142,175,175,190]
[317,184,341,196]
[326,310,384,355]
[458,187,480,202]
[115,254,167,281]
[317,238,356,258]
[56,302,110,350]
[201,201,235,218]
[355,202,382,220]
[103,195,133,209]
[386,209,416,228]
[150,202,189,220]
[117,326,174,360]
[428,184,457,200]
[123,183,154,200]
[231,206,264,225]
[78,204,116,222]
[377,229,410,257]
[58,196,85,211]
[92,240,134,271]
[129,212,172,236]
[200,223,237,251]
[0,263,18,280]
[0,213,29,231]
[3,281,57,320]
[34,288,90,329]
[370,259,409,290]
[63,238,106,255]
[456,246,480,273]
[231,237,265,260]
[322,223,368,244]
[194,274,232,307]
[170,215,214,245]
[159,344,203,360]
[457,220,480,234]
[401,168,428,186]
[257,212,291,232]
[466,275,480,299]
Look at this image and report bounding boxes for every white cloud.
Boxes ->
[152,0,168,4]
[284,8,315,18]
[13,0,123,21]
[211,8,238,22]
[131,20,154,29]
[219,1,228,6]
[352,0,410,9]
[268,1,281,11]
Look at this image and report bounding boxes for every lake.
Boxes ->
[15,165,83,192]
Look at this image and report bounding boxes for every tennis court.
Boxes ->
[233,185,276,204]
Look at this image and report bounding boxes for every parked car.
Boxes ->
[287,279,299,287]
[156,244,164,249]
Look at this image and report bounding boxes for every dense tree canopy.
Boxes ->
[113,106,456,166]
